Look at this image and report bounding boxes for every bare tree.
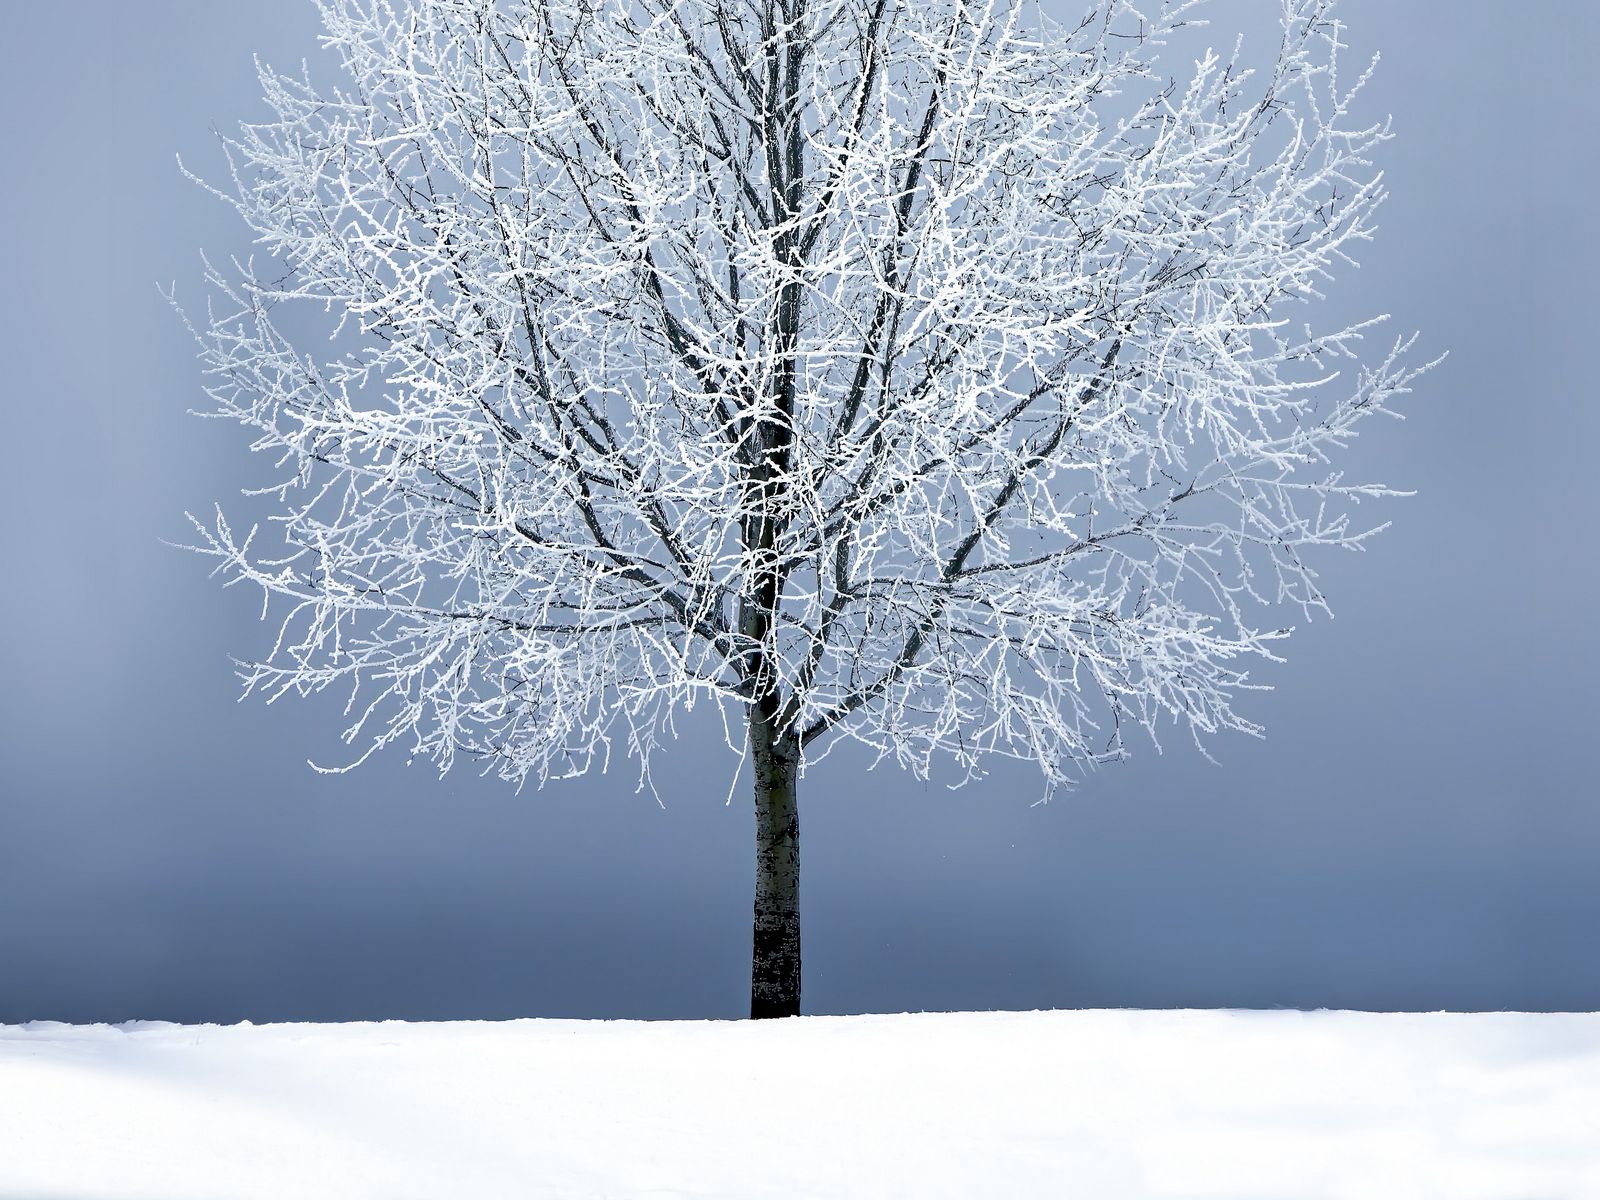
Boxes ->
[181,0,1429,1018]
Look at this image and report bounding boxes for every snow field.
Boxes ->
[2,1009,1597,1199]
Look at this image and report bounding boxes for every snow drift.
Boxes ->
[2,1009,1597,1199]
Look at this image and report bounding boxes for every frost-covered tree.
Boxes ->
[182,0,1428,1017]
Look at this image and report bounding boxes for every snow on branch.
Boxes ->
[179,0,1432,791]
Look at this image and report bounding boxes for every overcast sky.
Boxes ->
[1,0,1596,1022]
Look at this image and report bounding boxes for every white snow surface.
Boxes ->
[2,1009,1597,1199]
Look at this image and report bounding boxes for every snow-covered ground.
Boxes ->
[2,1010,1597,1199]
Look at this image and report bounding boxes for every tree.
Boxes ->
[181,0,1429,1018]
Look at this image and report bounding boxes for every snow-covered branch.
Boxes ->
[181,0,1431,791]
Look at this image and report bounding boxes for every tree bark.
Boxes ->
[744,0,806,1022]
[749,703,801,1019]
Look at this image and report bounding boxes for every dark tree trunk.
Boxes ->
[749,701,801,1019]
[743,0,806,1021]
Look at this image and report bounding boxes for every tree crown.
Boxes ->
[182,0,1430,792]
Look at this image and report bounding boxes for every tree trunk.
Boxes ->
[750,710,801,1019]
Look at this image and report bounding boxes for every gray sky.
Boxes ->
[1,0,1596,1022]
